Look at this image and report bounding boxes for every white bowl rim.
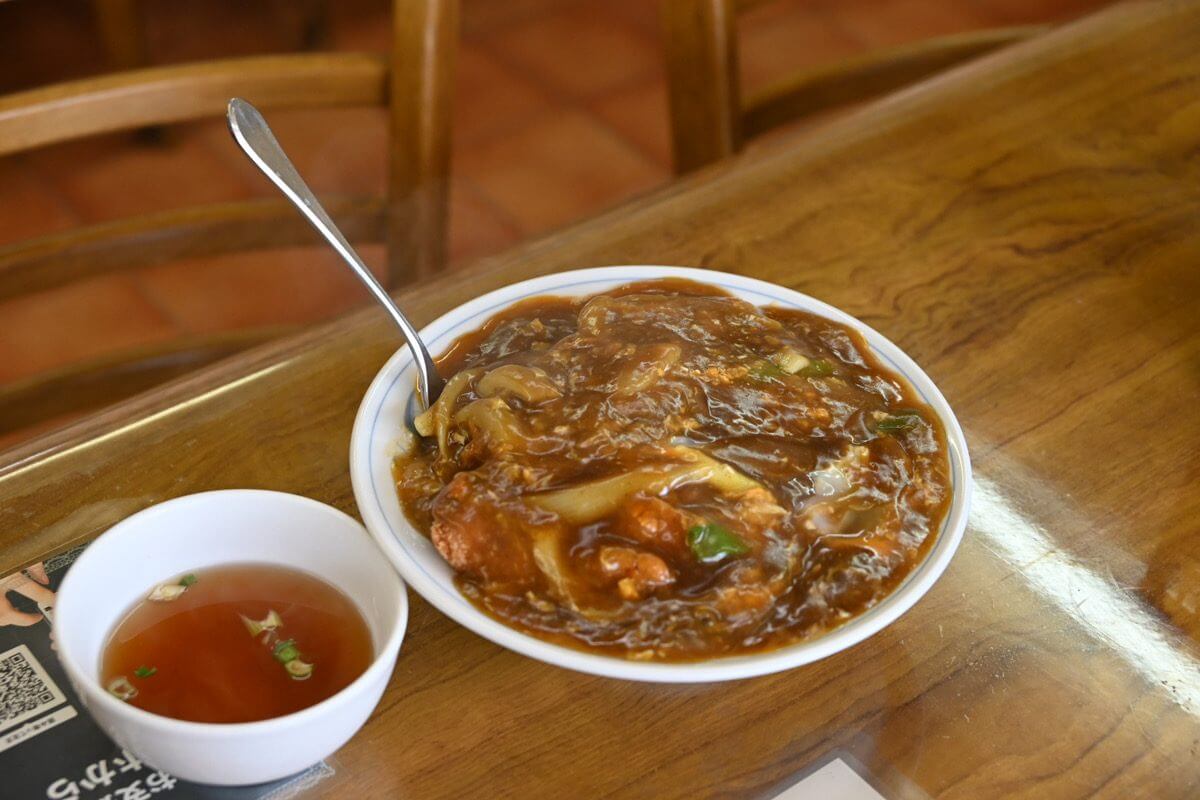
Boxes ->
[350,265,972,682]
[53,489,409,736]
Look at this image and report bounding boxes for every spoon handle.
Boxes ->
[226,97,445,409]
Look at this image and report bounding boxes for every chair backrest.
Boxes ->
[0,0,459,445]
[0,0,459,297]
[661,0,1046,173]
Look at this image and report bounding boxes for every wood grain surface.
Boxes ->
[3,3,1199,797]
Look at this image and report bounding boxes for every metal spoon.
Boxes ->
[225,97,445,415]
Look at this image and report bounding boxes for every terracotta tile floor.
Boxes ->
[0,0,1108,449]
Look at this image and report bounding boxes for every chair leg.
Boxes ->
[661,0,742,174]
[91,0,172,144]
[298,0,331,50]
[91,0,147,72]
[386,0,459,289]
[267,0,331,51]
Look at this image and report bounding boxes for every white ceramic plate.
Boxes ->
[350,266,971,682]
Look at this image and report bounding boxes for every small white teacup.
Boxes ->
[54,490,407,785]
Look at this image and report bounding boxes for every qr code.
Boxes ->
[0,645,66,733]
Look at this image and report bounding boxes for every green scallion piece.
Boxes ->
[285,659,314,681]
[134,666,157,678]
[687,523,750,563]
[273,639,300,664]
[798,358,834,378]
[107,677,137,700]
[241,609,282,637]
[148,583,186,602]
[178,573,198,587]
[877,412,921,432]
[751,361,786,380]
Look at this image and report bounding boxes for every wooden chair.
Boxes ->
[0,0,458,440]
[661,0,1048,173]
[91,0,331,73]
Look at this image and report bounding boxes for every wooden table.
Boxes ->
[4,2,1199,797]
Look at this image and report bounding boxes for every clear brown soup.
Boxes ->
[100,563,373,724]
